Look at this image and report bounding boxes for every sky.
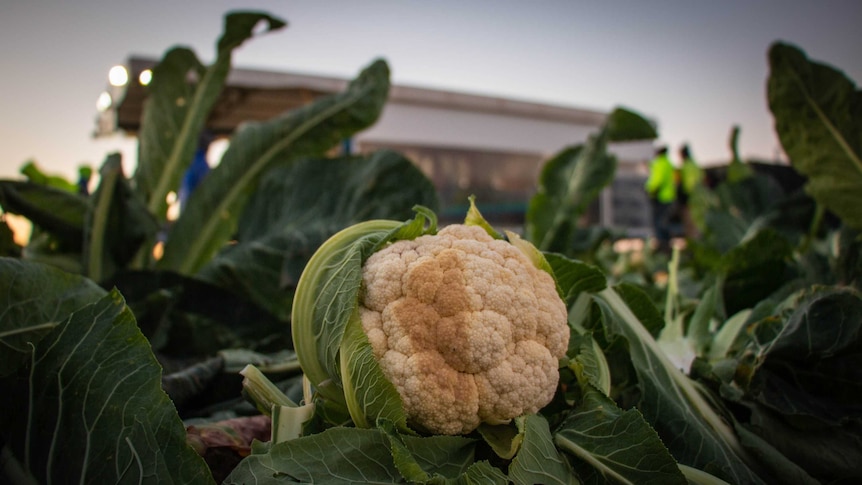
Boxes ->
[1,0,861,182]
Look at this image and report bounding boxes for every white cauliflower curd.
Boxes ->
[359,224,569,435]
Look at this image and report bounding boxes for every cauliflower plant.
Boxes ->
[359,224,569,435]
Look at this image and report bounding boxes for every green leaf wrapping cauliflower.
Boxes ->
[359,224,569,435]
[291,205,570,437]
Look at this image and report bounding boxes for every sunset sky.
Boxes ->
[1,0,860,182]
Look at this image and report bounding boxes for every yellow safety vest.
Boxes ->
[645,154,676,203]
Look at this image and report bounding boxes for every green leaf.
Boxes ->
[567,330,612,396]
[477,422,523,460]
[291,219,402,404]
[732,422,820,485]
[509,415,575,485]
[341,312,409,431]
[0,258,106,377]
[198,150,439,320]
[748,287,862,424]
[688,284,720,355]
[380,419,479,482]
[555,384,685,485]
[0,289,214,484]
[726,126,754,183]
[0,181,89,250]
[544,253,607,306]
[767,42,862,230]
[526,132,616,254]
[225,427,403,484]
[595,287,765,484]
[464,195,504,239]
[19,160,79,193]
[158,59,391,274]
[526,106,654,255]
[0,217,21,257]
[102,269,286,358]
[135,12,286,219]
[85,153,158,282]
[720,228,796,316]
[605,107,658,142]
[133,46,202,213]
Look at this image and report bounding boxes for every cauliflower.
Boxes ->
[359,224,569,435]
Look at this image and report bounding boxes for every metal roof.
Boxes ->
[96,56,608,138]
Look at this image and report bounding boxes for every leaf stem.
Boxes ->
[800,203,825,254]
[598,287,748,460]
[0,322,58,339]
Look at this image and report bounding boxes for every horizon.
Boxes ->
[2,1,861,182]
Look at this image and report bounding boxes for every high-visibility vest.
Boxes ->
[681,158,704,195]
[645,154,676,203]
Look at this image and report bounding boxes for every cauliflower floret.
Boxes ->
[359,224,569,435]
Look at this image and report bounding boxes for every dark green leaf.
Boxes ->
[726,125,754,183]
[526,132,616,254]
[720,229,796,315]
[199,150,438,320]
[0,181,89,250]
[0,217,22,257]
[102,269,286,357]
[85,153,158,282]
[749,287,862,424]
[134,46,204,214]
[596,287,765,484]
[605,107,658,142]
[612,283,666,338]
[555,384,685,485]
[767,42,862,230]
[544,252,607,306]
[836,227,862,290]
[135,12,286,219]
[158,59,391,274]
[733,421,820,485]
[509,415,575,485]
[379,418,478,482]
[0,258,106,376]
[161,355,225,409]
[742,402,862,483]
[0,289,214,484]
[225,427,403,484]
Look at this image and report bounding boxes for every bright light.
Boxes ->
[108,65,128,87]
[139,69,152,86]
[96,91,112,112]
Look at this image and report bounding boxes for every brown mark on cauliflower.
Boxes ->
[359,224,569,435]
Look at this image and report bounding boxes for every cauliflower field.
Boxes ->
[1,10,860,485]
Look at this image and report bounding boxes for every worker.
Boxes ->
[678,144,704,238]
[644,146,676,253]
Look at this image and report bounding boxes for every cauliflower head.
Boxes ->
[359,224,569,435]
